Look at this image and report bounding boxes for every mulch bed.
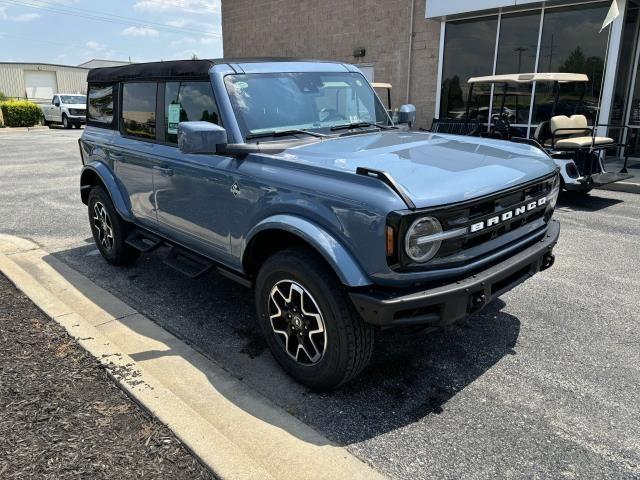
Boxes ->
[0,273,216,479]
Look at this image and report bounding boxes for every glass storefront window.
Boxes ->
[440,16,498,120]
[532,2,609,125]
[439,2,611,133]
[495,11,540,74]
[491,11,541,125]
[609,2,639,127]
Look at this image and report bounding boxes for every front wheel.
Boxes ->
[87,187,139,265]
[255,248,374,390]
[62,114,71,129]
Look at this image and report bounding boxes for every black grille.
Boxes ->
[391,173,557,271]
[435,177,553,259]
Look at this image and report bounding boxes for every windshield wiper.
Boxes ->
[330,121,395,132]
[246,129,328,140]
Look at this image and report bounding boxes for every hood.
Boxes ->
[277,131,557,209]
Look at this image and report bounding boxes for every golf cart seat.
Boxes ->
[536,114,615,150]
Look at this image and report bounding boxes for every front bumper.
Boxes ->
[350,220,560,327]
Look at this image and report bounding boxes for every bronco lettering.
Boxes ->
[469,196,547,233]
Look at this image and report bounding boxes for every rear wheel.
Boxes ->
[255,248,374,390]
[87,187,139,265]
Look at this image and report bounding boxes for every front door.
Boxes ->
[153,147,234,258]
[151,80,233,259]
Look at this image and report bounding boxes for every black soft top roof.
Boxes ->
[87,58,340,84]
[87,59,215,84]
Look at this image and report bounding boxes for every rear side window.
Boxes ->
[87,85,114,126]
[122,82,157,140]
[164,81,220,144]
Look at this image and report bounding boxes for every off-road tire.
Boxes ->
[87,186,140,265]
[255,247,374,390]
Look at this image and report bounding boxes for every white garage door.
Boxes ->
[24,70,58,101]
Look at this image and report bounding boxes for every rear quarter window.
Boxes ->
[87,85,115,127]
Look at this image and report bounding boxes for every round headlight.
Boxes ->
[405,216,442,263]
[548,174,561,209]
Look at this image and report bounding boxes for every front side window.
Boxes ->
[87,85,114,125]
[164,81,220,144]
[122,82,157,140]
[224,72,389,139]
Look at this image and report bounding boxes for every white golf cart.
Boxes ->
[431,73,632,194]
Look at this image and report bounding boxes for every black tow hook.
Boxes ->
[541,253,555,271]
[469,292,487,313]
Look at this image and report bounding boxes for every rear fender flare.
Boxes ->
[80,162,133,222]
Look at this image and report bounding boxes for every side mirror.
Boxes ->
[178,121,227,154]
[398,104,416,127]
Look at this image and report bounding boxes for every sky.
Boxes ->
[0,0,222,65]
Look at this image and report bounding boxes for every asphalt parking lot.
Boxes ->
[1,129,639,479]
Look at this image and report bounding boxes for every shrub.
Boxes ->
[0,91,7,102]
[0,100,42,127]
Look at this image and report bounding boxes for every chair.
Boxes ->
[535,114,615,150]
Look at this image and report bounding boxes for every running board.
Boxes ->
[163,247,213,278]
[126,230,162,253]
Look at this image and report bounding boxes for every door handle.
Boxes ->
[153,166,174,176]
[109,153,124,161]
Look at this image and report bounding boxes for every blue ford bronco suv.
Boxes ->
[79,59,560,389]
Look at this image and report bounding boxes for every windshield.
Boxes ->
[60,95,86,104]
[224,72,390,139]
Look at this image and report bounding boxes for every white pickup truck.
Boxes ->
[41,94,86,129]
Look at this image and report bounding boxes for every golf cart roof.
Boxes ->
[371,82,392,89]
[468,73,589,84]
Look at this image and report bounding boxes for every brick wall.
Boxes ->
[221,0,440,128]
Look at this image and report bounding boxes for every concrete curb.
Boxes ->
[0,234,387,480]
[0,126,49,133]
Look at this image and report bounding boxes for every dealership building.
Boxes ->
[222,0,640,158]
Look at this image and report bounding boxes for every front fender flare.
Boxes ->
[80,162,133,222]
[244,214,371,287]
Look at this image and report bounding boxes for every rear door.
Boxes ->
[152,81,233,259]
[111,82,159,226]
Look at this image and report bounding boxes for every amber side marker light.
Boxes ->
[386,225,395,256]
